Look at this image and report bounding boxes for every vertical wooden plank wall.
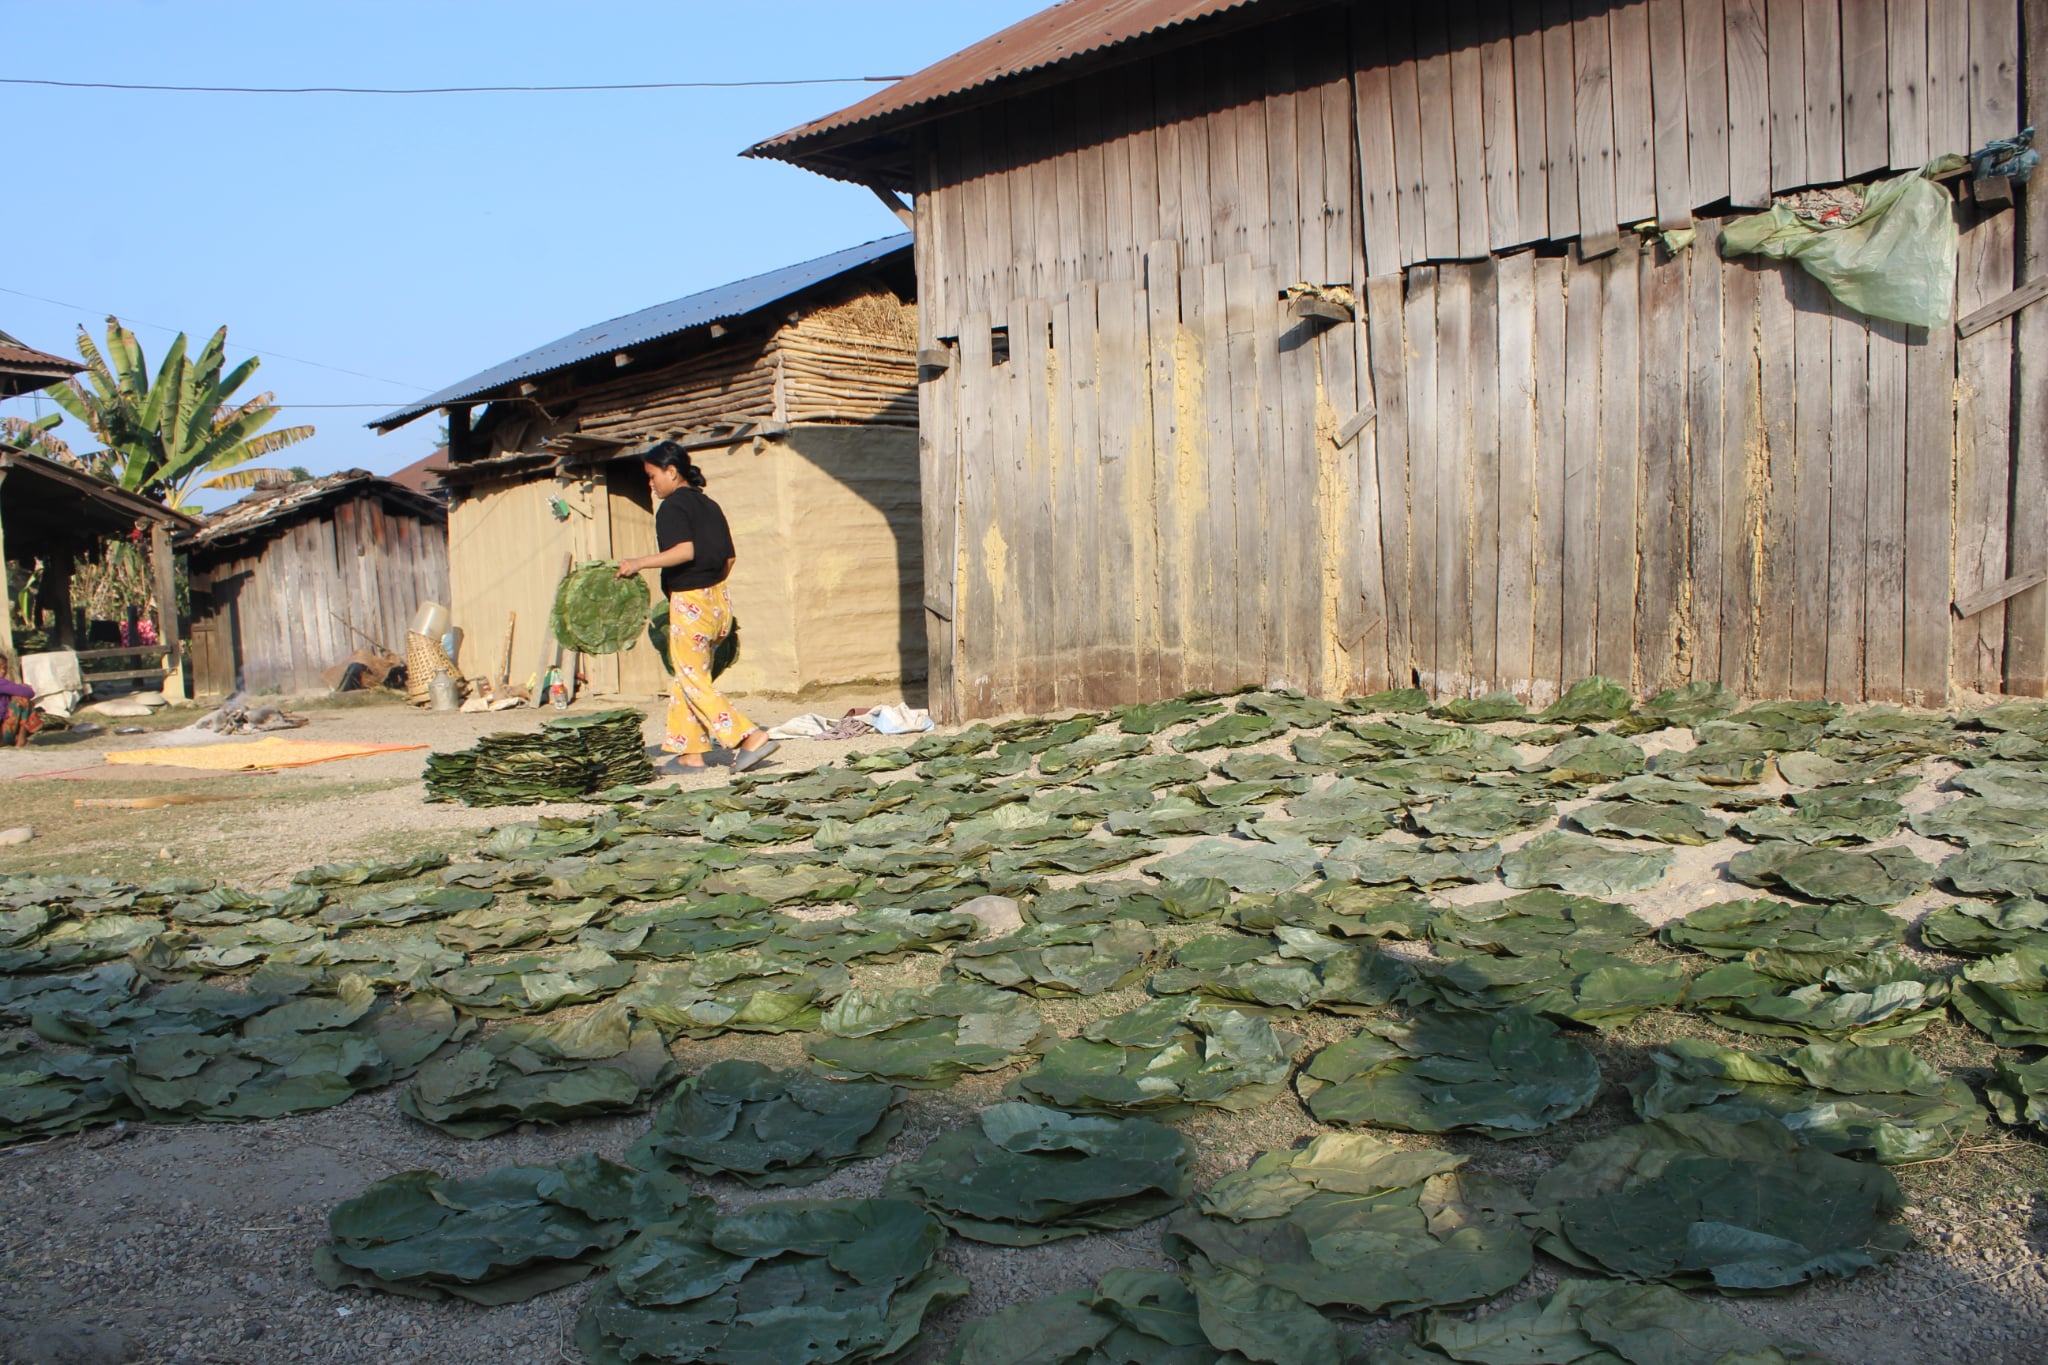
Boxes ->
[908,0,2032,717]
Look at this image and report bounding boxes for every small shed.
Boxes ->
[369,236,924,702]
[0,444,195,686]
[0,328,81,399]
[753,0,2048,719]
[180,470,450,697]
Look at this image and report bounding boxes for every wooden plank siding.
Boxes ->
[185,495,449,697]
[902,0,2035,718]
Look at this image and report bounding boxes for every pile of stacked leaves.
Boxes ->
[424,709,653,805]
[627,1060,901,1187]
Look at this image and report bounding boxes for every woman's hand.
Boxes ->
[615,558,642,578]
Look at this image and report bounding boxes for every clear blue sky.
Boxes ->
[1,1,1042,507]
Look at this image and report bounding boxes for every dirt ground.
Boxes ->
[1,688,2045,1365]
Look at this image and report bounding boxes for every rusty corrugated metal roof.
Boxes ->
[745,0,1274,175]
[0,329,82,397]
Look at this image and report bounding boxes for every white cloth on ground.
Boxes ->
[20,650,84,718]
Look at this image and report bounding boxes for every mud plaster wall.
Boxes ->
[676,425,925,699]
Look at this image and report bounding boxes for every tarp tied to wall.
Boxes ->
[1718,161,1965,328]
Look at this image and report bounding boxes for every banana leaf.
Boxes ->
[628,1059,902,1187]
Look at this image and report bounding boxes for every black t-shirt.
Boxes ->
[653,488,736,594]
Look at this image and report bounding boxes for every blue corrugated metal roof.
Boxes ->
[369,234,912,432]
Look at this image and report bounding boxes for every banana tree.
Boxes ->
[44,318,313,511]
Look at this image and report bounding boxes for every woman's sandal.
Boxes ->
[732,738,780,773]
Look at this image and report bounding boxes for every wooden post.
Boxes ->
[446,405,473,463]
[150,520,183,700]
[2008,0,2048,694]
[0,468,13,664]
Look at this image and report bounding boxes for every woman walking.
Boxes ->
[616,442,778,774]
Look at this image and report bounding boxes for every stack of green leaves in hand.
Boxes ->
[575,1196,965,1365]
[314,1153,692,1304]
[551,561,651,654]
[627,1060,901,1187]
[886,1102,1190,1244]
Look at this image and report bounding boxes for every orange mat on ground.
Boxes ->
[104,737,428,771]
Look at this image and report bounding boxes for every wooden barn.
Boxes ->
[181,471,450,697]
[370,237,925,701]
[750,0,2045,720]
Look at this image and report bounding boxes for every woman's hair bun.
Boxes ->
[641,440,707,488]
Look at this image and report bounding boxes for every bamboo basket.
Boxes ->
[404,632,462,706]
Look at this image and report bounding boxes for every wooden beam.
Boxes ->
[1957,570,2048,620]
[0,467,12,662]
[1335,406,1379,446]
[151,519,181,698]
[864,181,916,230]
[1957,272,2048,336]
[916,347,953,371]
[445,404,473,462]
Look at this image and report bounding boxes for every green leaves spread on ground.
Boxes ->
[1737,793,1905,846]
[117,981,468,1124]
[1913,797,2048,849]
[948,920,1157,996]
[764,909,980,966]
[887,1102,1190,1245]
[1410,791,1554,842]
[806,982,1045,1086]
[1150,928,1423,1015]
[1684,962,1947,1044]
[1116,696,1226,734]
[1529,1113,1909,1290]
[1372,1277,1818,1365]
[315,1153,690,1304]
[1173,714,1287,752]
[1987,1052,2048,1136]
[551,561,652,654]
[1502,832,1674,897]
[1539,676,1633,724]
[398,1003,676,1138]
[1570,800,1726,845]
[1952,947,2048,1046]
[1940,846,2048,900]
[1299,1006,1600,1138]
[941,1268,1236,1365]
[1539,734,1650,786]
[1919,898,2048,955]
[1727,843,1934,906]
[1645,744,1769,786]
[1012,999,1301,1114]
[430,946,635,1016]
[1148,839,1321,895]
[1324,839,1502,889]
[1419,948,1688,1031]
[616,953,845,1043]
[575,1197,966,1365]
[628,1060,901,1187]
[1432,691,1530,723]
[1167,1133,1531,1347]
[1630,1037,1986,1163]
[1661,896,1905,958]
